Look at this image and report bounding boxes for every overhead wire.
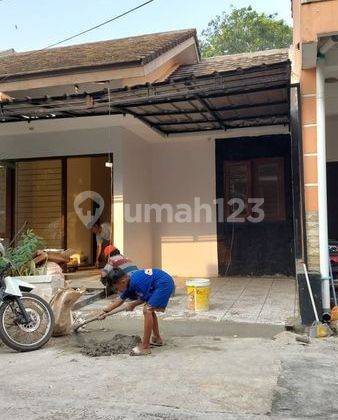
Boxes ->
[0,0,156,85]
[43,0,155,50]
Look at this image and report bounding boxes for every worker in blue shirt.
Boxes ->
[99,268,175,356]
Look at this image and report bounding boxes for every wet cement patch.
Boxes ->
[82,316,284,339]
[67,330,142,357]
[80,333,141,357]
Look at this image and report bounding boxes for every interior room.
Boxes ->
[1,154,112,268]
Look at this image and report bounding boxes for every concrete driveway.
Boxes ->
[80,276,296,327]
[1,325,338,419]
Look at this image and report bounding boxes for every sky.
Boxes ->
[0,0,292,52]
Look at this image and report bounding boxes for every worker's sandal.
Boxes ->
[130,346,151,356]
[150,337,164,347]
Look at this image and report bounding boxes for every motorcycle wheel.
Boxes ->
[0,292,55,352]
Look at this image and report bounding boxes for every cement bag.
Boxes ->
[46,262,66,295]
[50,288,85,336]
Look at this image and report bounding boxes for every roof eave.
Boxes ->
[0,31,199,83]
[0,59,144,82]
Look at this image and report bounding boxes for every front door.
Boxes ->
[216,135,295,276]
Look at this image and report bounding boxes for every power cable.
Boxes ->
[44,0,155,50]
[0,0,156,85]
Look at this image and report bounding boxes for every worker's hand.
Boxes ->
[103,303,114,313]
[98,312,108,320]
[125,302,136,312]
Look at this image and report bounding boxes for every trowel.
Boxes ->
[73,304,127,332]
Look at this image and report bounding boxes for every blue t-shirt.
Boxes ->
[120,269,172,302]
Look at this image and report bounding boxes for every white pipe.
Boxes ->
[316,58,331,314]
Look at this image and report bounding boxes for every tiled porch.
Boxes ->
[80,276,297,326]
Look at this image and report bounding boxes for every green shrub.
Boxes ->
[0,230,44,276]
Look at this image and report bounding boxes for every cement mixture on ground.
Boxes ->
[80,333,141,357]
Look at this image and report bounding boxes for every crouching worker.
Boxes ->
[98,268,175,356]
[101,245,138,296]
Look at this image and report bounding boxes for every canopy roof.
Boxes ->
[0,49,291,135]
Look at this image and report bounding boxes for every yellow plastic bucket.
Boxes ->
[186,279,211,312]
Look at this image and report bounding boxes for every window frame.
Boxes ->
[224,160,252,218]
[252,157,286,222]
[223,157,286,223]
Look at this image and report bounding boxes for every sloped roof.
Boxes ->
[0,29,197,78]
[1,48,291,135]
[169,48,289,80]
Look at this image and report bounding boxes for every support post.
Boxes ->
[316,58,330,316]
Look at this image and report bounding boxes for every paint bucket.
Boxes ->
[186,279,210,312]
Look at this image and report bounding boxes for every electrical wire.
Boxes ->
[224,223,235,277]
[0,0,156,85]
[43,0,155,50]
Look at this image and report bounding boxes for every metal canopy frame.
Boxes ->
[0,61,291,135]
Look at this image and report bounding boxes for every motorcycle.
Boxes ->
[0,262,55,352]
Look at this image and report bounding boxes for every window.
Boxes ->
[16,160,63,249]
[253,158,285,221]
[224,158,285,222]
[224,161,251,217]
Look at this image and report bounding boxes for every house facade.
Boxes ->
[0,31,295,280]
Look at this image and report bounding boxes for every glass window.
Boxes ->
[224,161,251,217]
[224,158,285,222]
[253,159,285,221]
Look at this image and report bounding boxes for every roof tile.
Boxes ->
[169,48,290,79]
[0,29,197,78]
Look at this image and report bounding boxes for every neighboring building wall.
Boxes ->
[292,0,338,270]
[301,68,320,270]
[151,137,218,277]
[300,0,338,42]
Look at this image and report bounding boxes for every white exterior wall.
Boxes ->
[0,117,288,277]
[0,121,217,276]
[121,129,153,268]
[151,138,218,277]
